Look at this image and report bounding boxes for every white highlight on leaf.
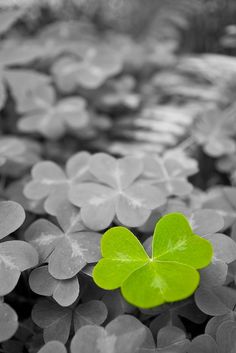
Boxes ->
[89,195,109,206]
[69,239,87,258]
[0,255,18,270]
[34,233,61,246]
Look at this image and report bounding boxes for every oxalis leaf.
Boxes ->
[0,303,18,343]
[25,203,102,280]
[0,201,38,296]
[93,213,213,309]
[32,299,108,343]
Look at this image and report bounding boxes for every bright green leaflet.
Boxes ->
[93,213,213,309]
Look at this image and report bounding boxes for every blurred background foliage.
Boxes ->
[21,0,236,52]
[1,0,236,172]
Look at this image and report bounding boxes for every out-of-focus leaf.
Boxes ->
[6,178,44,215]
[70,315,149,353]
[52,45,123,91]
[18,96,91,140]
[25,206,101,279]
[4,69,51,113]
[188,209,224,236]
[24,152,91,215]
[193,105,236,157]
[205,233,236,265]
[0,137,41,176]
[0,303,18,343]
[69,153,166,230]
[37,341,67,353]
[143,155,194,196]
[202,187,236,229]
[0,9,24,35]
[29,266,80,307]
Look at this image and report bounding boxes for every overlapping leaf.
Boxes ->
[18,87,91,139]
[195,286,236,316]
[93,213,213,308]
[201,187,236,229]
[24,152,91,215]
[0,46,50,110]
[0,137,41,177]
[32,299,107,343]
[29,266,80,307]
[52,45,123,91]
[189,321,236,353]
[0,201,38,296]
[148,300,206,338]
[193,105,236,157]
[143,155,194,196]
[25,202,102,279]
[70,314,155,353]
[156,326,190,352]
[69,153,166,230]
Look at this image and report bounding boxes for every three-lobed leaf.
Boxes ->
[93,213,213,308]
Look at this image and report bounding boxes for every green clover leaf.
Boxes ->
[93,213,213,309]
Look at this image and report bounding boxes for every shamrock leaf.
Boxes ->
[52,45,123,91]
[0,137,41,177]
[143,155,194,197]
[195,286,236,316]
[38,341,67,353]
[0,40,50,110]
[4,69,51,113]
[0,303,18,343]
[29,266,80,307]
[93,213,213,308]
[32,299,107,343]
[69,153,166,230]
[73,300,108,331]
[70,314,154,353]
[201,187,236,229]
[25,203,102,279]
[193,105,236,157]
[18,92,91,139]
[24,152,91,215]
[0,201,38,295]
[6,178,44,215]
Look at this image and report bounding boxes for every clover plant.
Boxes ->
[0,5,236,353]
[93,213,213,308]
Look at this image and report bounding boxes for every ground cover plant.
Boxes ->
[1,1,236,352]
